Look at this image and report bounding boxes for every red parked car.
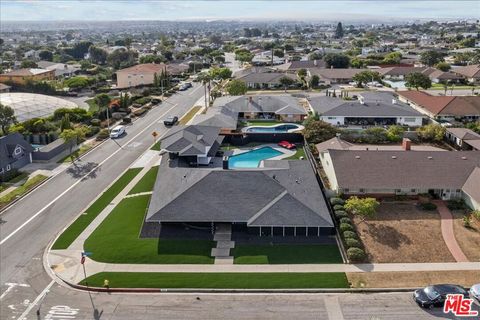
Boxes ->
[278,141,296,149]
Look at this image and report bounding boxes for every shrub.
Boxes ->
[335,211,348,220]
[96,129,109,140]
[90,119,101,126]
[472,210,480,221]
[343,231,357,240]
[333,204,344,211]
[463,216,472,228]
[339,217,352,225]
[339,223,354,232]
[133,108,148,116]
[419,202,437,211]
[330,197,345,206]
[447,199,466,211]
[347,247,366,262]
[345,238,361,249]
[133,96,152,105]
[86,126,100,137]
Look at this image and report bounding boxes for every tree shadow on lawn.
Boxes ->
[365,223,412,249]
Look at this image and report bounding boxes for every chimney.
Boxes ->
[392,98,397,105]
[402,138,411,151]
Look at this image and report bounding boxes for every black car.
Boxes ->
[163,116,178,126]
[413,284,468,309]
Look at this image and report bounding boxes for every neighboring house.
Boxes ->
[397,91,480,122]
[318,145,480,207]
[0,83,11,93]
[452,64,480,83]
[0,133,34,177]
[445,127,480,150]
[160,125,224,165]
[275,60,326,73]
[307,68,369,84]
[191,105,239,134]
[145,155,335,237]
[37,61,80,78]
[378,66,463,83]
[212,95,307,122]
[0,68,55,85]
[308,92,424,126]
[237,72,297,89]
[115,63,189,88]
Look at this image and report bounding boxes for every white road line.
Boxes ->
[0,283,30,300]
[188,84,203,96]
[17,280,55,320]
[0,103,178,246]
[324,296,344,320]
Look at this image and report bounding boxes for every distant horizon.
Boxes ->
[1,1,479,22]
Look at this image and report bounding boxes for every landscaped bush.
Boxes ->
[96,129,109,140]
[339,223,354,232]
[339,217,352,225]
[343,231,357,240]
[133,96,152,105]
[86,126,100,137]
[90,119,101,126]
[472,210,480,221]
[133,108,148,116]
[335,211,348,220]
[447,199,466,211]
[345,238,361,249]
[333,204,344,211]
[330,197,345,206]
[419,202,437,211]
[347,247,366,262]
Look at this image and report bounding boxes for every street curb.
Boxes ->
[0,138,108,216]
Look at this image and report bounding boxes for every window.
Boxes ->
[13,146,22,156]
[327,117,336,119]
[404,117,416,122]
[344,188,349,193]
[359,188,365,193]
[411,189,416,193]
[6,165,11,171]
[395,189,402,193]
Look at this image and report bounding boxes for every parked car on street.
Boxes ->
[109,125,126,138]
[278,141,296,149]
[164,116,179,126]
[470,283,480,302]
[413,284,468,309]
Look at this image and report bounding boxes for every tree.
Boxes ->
[139,54,163,64]
[303,119,338,144]
[88,46,108,64]
[209,67,232,80]
[20,60,38,68]
[64,41,93,59]
[344,196,379,223]
[420,50,444,66]
[405,72,432,90]
[383,52,402,64]
[60,127,87,163]
[94,93,111,109]
[64,76,93,89]
[226,79,247,96]
[60,114,72,132]
[234,48,254,63]
[38,50,53,61]
[309,75,320,88]
[0,103,16,134]
[278,76,296,92]
[386,125,405,142]
[335,22,344,39]
[273,49,284,58]
[417,124,445,142]
[297,68,307,78]
[352,70,381,88]
[324,53,350,68]
[107,48,137,69]
[435,62,451,72]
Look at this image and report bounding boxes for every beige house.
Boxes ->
[0,68,55,85]
[116,63,188,88]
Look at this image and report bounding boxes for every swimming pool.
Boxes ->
[228,147,283,169]
[242,123,304,133]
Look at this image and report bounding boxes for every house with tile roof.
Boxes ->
[452,64,480,83]
[0,68,55,85]
[115,63,188,88]
[397,91,480,122]
[445,127,480,150]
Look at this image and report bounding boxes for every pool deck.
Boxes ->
[229,144,296,166]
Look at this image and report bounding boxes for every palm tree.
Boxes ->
[197,72,212,109]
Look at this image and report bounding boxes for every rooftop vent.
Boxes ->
[355,155,360,159]
[427,156,433,159]
[461,156,467,160]
[391,156,397,159]
[392,98,397,105]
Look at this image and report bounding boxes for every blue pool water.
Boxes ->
[228,147,283,168]
[245,124,300,133]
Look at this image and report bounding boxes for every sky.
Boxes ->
[1,0,479,22]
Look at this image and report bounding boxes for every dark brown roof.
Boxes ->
[453,65,480,78]
[398,91,480,116]
[329,149,480,189]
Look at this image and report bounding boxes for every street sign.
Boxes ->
[81,251,92,257]
[152,131,158,138]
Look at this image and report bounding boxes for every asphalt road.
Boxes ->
[0,82,478,320]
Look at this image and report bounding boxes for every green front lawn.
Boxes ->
[150,141,161,151]
[58,144,95,163]
[80,272,349,288]
[232,244,343,264]
[128,166,159,195]
[285,147,306,160]
[84,195,214,264]
[52,168,142,250]
[0,174,48,209]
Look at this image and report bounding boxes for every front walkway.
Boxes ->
[434,200,469,262]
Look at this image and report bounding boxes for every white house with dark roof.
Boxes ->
[0,133,33,177]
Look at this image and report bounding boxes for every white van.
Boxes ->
[110,125,126,138]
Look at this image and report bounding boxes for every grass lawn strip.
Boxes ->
[178,105,202,125]
[128,166,159,195]
[85,98,99,112]
[150,141,161,151]
[232,244,342,264]
[80,272,349,288]
[285,147,306,160]
[84,195,214,264]
[51,168,142,250]
[0,174,48,209]
[58,144,95,163]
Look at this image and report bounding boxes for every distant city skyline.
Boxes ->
[1,0,479,22]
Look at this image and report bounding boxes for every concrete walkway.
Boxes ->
[434,200,469,262]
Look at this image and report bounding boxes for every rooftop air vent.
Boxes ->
[355,156,360,159]
[391,156,397,159]
[461,156,467,160]
[427,156,433,159]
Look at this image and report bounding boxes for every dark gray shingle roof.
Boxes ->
[161,125,222,156]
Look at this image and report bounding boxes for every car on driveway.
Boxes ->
[109,125,125,138]
[164,116,178,126]
[470,283,480,302]
[413,284,468,309]
[278,141,296,149]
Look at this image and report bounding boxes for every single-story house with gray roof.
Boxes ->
[308,92,424,126]
[0,133,33,178]
[145,156,335,236]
